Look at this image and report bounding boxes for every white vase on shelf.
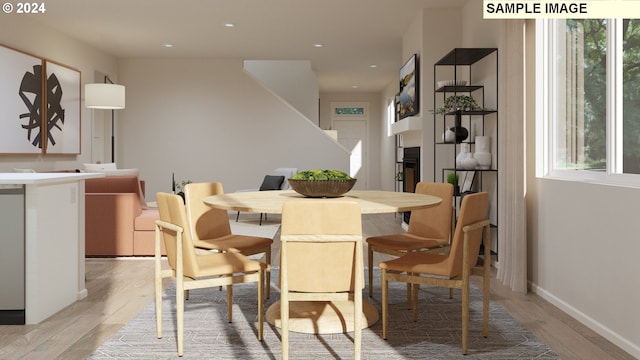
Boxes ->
[461,152,478,170]
[456,143,470,168]
[475,136,491,152]
[474,136,491,169]
[474,153,491,169]
[443,128,455,143]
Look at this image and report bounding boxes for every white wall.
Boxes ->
[529,179,640,357]
[244,60,319,124]
[461,1,502,48]
[0,16,118,172]
[391,7,463,186]
[117,58,349,198]
[401,10,426,152]
[420,8,463,183]
[381,82,399,191]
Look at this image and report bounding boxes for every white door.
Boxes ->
[331,102,369,189]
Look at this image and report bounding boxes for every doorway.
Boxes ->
[331,102,369,189]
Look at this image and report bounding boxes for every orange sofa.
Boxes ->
[84,175,162,256]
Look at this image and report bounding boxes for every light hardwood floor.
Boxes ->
[0,213,634,360]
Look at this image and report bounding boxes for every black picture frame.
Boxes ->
[461,171,476,193]
[398,53,419,120]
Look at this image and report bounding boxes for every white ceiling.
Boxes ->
[31,0,467,92]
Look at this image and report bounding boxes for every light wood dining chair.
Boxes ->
[184,182,273,298]
[380,192,491,355]
[154,192,268,357]
[366,182,454,298]
[280,200,363,360]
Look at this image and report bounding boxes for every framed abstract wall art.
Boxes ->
[0,44,82,155]
[0,44,45,154]
[43,60,81,154]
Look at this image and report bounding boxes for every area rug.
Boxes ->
[89,269,558,360]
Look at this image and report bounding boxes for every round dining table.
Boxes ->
[203,189,442,334]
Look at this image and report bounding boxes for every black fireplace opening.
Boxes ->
[402,147,420,223]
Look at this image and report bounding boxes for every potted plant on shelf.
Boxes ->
[447,172,460,196]
[434,95,481,144]
[433,95,481,115]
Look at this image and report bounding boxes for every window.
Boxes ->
[622,19,640,174]
[386,98,395,137]
[539,19,640,183]
[334,107,365,116]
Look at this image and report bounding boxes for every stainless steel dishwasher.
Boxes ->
[0,185,25,324]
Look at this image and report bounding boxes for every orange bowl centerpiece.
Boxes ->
[288,169,356,198]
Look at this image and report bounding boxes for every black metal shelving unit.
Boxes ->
[433,48,499,256]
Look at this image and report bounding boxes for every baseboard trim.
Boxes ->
[529,281,639,359]
[0,310,25,325]
[77,288,88,301]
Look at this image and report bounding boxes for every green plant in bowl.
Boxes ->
[291,169,352,180]
[289,169,356,197]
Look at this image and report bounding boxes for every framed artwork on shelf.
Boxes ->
[460,170,476,193]
[0,44,45,154]
[43,60,81,154]
[398,53,418,120]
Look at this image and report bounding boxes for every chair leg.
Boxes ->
[281,292,289,360]
[354,288,362,360]
[354,237,363,360]
[258,269,264,341]
[482,226,491,338]
[281,243,289,360]
[381,269,388,339]
[227,284,233,323]
[154,262,163,339]
[177,280,185,357]
[462,282,470,355]
[412,283,419,321]
[367,246,374,297]
[236,211,240,222]
[483,274,490,338]
[265,249,271,299]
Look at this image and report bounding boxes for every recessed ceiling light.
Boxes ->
[163,43,174,48]
[369,64,377,68]
[224,23,236,28]
[352,85,359,89]
[313,43,324,48]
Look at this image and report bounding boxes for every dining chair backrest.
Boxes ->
[184,182,232,240]
[446,192,489,278]
[407,182,454,240]
[156,192,200,278]
[281,200,362,293]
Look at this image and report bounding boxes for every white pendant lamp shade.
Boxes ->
[85,83,125,109]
